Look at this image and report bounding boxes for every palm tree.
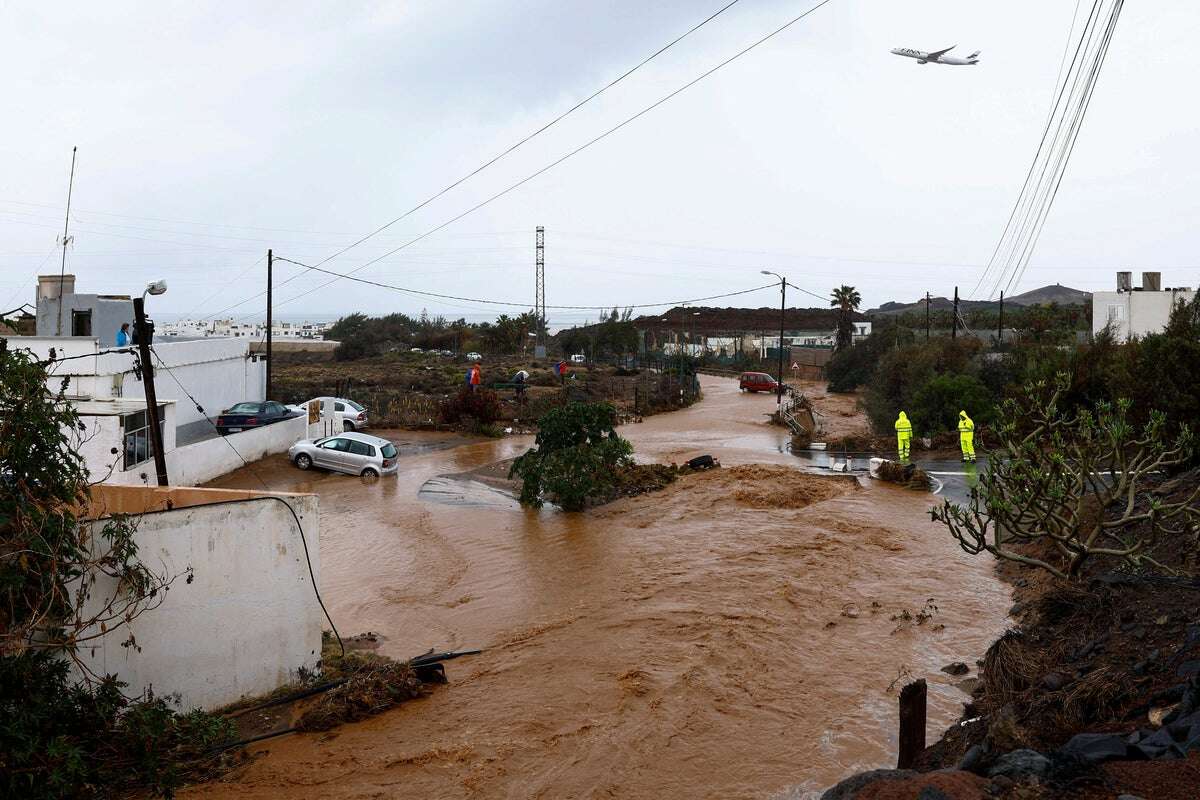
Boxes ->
[831,285,862,350]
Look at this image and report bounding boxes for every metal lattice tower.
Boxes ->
[534,226,546,356]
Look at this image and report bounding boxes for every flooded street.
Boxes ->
[191,376,1010,799]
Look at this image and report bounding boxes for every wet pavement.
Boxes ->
[191,375,1010,800]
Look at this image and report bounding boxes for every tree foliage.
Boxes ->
[509,402,633,511]
[932,375,1198,580]
[830,285,862,350]
[0,340,228,797]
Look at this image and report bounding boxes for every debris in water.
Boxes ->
[869,457,933,491]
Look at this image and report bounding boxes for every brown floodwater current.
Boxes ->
[188,376,1009,799]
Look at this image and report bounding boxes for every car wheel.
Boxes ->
[361,467,379,478]
[343,420,355,432]
[295,454,312,470]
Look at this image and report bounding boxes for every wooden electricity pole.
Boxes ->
[266,248,273,399]
[952,286,960,340]
[133,297,169,486]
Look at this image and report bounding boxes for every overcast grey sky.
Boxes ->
[2,1,1197,326]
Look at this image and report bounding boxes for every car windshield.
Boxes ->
[345,400,364,412]
[228,402,261,413]
[381,443,397,458]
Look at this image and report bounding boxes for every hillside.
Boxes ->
[868,284,1091,316]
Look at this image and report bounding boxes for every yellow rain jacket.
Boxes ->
[895,411,913,458]
[958,410,976,460]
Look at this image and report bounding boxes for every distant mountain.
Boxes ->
[867,284,1091,316]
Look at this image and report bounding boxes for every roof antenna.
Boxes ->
[55,146,77,336]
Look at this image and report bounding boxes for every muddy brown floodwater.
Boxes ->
[189,376,1010,799]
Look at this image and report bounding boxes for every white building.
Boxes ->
[162,318,332,340]
[9,335,303,486]
[1092,271,1195,341]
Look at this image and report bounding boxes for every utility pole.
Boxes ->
[133,297,169,486]
[952,286,959,340]
[997,290,1004,349]
[534,226,545,357]
[265,249,273,399]
[777,279,786,405]
[55,146,78,335]
[925,292,931,341]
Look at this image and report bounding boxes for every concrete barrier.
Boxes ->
[165,414,306,486]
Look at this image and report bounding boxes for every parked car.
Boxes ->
[570,353,586,364]
[286,397,368,431]
[738,372,779,393]
[466,352,482,361]
[215,401,302,435]
[289,432,398,477]
[410,347,423,353]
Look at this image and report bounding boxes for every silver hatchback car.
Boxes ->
[289,432,398,477]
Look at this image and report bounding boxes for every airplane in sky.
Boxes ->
[891,45,980,65]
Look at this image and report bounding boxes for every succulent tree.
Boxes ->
[932,375,1198,580]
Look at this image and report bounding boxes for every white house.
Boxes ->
[9,331,304,486]
[1092,271,1195,341]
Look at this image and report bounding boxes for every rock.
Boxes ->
[1177,660,1200,678]
[916,788,951,800]
[1060,732,1130,763]
[955,677,981,695]
[820,769,916,799]
[956,744,986,773]
[941,662,970,676]
[1041,672,1066,691]
[987,749,1051,779]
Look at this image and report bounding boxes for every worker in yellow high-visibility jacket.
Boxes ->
[958,410,976,462]
[895,411,913,461]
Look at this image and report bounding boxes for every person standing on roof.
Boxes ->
[895,411,913,461]
[958,410,976,462]
[115,323,131,347]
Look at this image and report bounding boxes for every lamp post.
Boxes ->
[134,280,169,486]
[761,271,787,406]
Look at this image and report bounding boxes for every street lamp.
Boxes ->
[761,270,787,406]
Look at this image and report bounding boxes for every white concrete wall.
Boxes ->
[79,411,303,486]
[116,339,267,430]
[1093,289,1196,341]
[76,492,323,710]
[166,414,305,486]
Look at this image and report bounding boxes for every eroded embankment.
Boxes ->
[187,456,1008,800]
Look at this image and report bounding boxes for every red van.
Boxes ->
[738,372,779,393]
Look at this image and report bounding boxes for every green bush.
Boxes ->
[509,402,633,511]
[910,373,994,435]
[0,652,232,799]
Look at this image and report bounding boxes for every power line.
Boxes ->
[970,0,1103,299]
[256,0,835,316]
[263,255,778,311]
[254,0,746,298]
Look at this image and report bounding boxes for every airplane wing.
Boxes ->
[927,45,956,59]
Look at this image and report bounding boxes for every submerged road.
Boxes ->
[192,375,1010,799]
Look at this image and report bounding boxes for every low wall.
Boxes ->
[165,414,306,486]
[77,486,322,710]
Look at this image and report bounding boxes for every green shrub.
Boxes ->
[910,373,994,435]
[509,402,633,511]
[0,652,232,799]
